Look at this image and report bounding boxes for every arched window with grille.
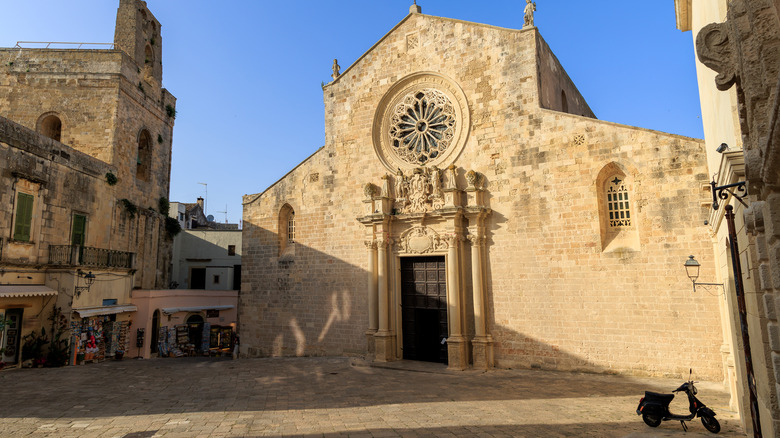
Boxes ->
[597,162,640,252]
[606,176,631,228]
[279,204,296,258]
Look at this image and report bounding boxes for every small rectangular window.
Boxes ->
[102,299,118,306]
[213,274,220,284]
[13,192,34,242]
[228,245,236,256]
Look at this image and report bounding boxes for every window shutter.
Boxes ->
[72,215,87,246]
[13,193,34,241]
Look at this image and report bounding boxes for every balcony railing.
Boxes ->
[48,245,135,269]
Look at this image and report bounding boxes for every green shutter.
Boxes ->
[71,214,86,246]
[13,193,34,242]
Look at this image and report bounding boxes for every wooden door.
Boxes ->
[401,256,448,364]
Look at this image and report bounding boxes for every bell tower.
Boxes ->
[114,0,163,85]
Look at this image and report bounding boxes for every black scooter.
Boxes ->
[636,369,720,433]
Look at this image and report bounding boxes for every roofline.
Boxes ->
[538,107,704,142]
[325,12,533,88]
[243,145,326,205]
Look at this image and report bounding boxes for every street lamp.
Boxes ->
[710,176,762,437]
[683,255,722,292]
[75,270,95,298]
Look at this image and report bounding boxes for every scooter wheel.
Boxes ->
[701,414,720,433]
[642,414,662,427]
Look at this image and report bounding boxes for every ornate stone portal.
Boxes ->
[357,166,493,370]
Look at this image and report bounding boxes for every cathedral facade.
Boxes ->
[241,8,725,379]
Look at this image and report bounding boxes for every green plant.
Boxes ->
[8,62,13,66]
[150,37,156,46]
[120,198,138,219]
[165,216,182,238]
[157,134,163,144]
[21,327,48,365]
[105,171,118,186]
[138,82,145,94]
[165,104,176,118]
[158,197,170,216]
[46,306,70,367]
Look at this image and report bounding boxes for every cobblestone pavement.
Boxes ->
[0,357,744,437]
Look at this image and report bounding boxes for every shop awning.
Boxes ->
[0,285,58,298]
[73,304,137,318]
[161,305,234,315]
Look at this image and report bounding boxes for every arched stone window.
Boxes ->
[144,44,154,65]
[279,204,295,258]
[561,90,569,113]
[136,129,152,181]
[38,113,62,142]
[596,162,640,252]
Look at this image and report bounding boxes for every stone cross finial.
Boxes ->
[410,1,422,14]
[523,0,536,28]
[331,59,340,80]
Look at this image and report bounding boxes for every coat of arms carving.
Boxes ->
[393,166,446,213]
[398,226,448,254]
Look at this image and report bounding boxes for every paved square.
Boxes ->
[0,357,743,437]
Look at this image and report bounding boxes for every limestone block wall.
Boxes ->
[241,14,724,379]
[0,50,123,163]
[0,48,175,211]
[0,116,171,289]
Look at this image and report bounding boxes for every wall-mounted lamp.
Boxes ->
[716,143,729,153]
[684,255,723,292]
[75,270,95,298]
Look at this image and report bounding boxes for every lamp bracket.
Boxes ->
[692,281,724,293]
[711,180,748,211]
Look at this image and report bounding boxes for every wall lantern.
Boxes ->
[75,270,95,297]
[683,255,722,292]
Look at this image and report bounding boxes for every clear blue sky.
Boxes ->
[1,1,703,225]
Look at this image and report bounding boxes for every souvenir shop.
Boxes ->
[156,315,235,357]
[70,305,135,364]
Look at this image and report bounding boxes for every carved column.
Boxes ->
[365,240,378,355]
[446,233,467,370]
[469,233,494,369]
[374,235,393,362]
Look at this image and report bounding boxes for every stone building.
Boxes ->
[168,198,242,291]
[677,0,780,435]
[0,0,176,366]
[241,5,726,379]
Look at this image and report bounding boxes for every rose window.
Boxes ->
[388,89,456,165]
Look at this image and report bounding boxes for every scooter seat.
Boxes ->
[644,391,674,406]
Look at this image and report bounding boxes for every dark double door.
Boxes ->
[401,256,448,364]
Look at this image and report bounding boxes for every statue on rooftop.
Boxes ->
[331,59,340,79]
[523,0,536,28]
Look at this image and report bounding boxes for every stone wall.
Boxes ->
[241,12,724,379]
[695,0,780,434]
[0,115,170,280]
